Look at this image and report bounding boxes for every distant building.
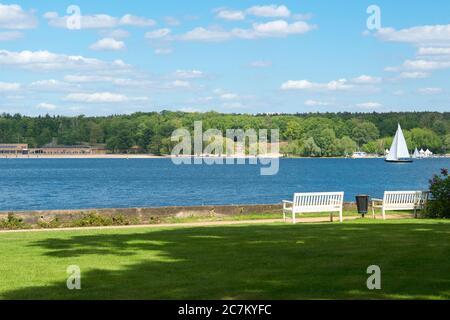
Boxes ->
[0,144,29,154]
[0,143,109,155]
[29,146,92,155]
[352,151,367,159]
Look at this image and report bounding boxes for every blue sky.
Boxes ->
[1,0,450,116]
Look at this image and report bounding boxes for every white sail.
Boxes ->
[386,124,411,161]
[413,148,420,159]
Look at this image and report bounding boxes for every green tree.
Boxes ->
[284,120,302,140]
[301,137,321,157]
[314,128,336,156]
[408,128,442,152]
[336,136,358,156]
[443,134,450,153]
[351,121,380,146]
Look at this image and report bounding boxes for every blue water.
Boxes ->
[0,158,448,211]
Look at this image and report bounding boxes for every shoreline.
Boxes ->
[0,154,170,159]
[1,154,448,159]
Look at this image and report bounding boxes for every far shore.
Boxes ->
[1,154,449,159]
[0,154,169,159]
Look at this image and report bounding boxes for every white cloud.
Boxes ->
[403,59,450,71]
[377,25,450,77]
[64,74,151,87]
[100,29,130,39]
[179,27,231,42]
[30,79,74,91]
[44,12,155,29]
[418,47,450,56]
[215,9,245,21]
[36,103,57,110]
[46,13,117,29]
[178,20,315,42]
[246,5,291,18]
[351,75,382,84]
[252,20,313,37]
[65,92,148,103]
[0,4,37,29]
[304,100,332,107]
[398,71,430,79]
[0,31,23,41]
[0,82,21,91]
[281,79,353,91]
[356,102,382,109]
[220,93,239,100]
[418,87,443,95]
[90,38,125,51]
[173,70,205,79]
[145,28,171,39]
[250,60,272,68]
[0,50,130,71]
[169,80,191,88]
[376,25,450,45]
[119,14,156,27]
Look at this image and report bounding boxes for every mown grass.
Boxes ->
[160,209,411,224]
[0,218,449,300]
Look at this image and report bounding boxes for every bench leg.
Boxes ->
[292,212,296,224]
[339,208,343,223]
[382,208,386,220]
[330,212,333,222]
[283,211,286,222]
[372,206,376,219]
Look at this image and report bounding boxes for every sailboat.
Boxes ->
[412,148,420,159]
[385,124,413,163]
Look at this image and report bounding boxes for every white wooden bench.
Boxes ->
[371,191,430,220]
[282,192,344,224]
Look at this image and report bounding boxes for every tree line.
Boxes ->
[0,111,449,156]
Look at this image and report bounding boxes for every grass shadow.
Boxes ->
[1,220,450,300]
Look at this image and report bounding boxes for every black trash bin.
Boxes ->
[355,195,370,217]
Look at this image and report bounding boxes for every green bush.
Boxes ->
[68,212,140,227]
[0,214,28,230]
[425,169,450,219]
[70,212,114,227]
[37,217,62,229]
[111,214,140,226]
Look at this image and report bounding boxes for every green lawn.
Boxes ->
[0,219,449,300]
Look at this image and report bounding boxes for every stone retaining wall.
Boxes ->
[0,203,357,226]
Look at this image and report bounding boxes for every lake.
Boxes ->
[0,158,449,211]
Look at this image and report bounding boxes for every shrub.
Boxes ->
[68,212,140,228]
[70,212,114,227]
[37,217,62,229]
[425,169,450,219]
[112,213,140,226]
[0,214,28,230]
